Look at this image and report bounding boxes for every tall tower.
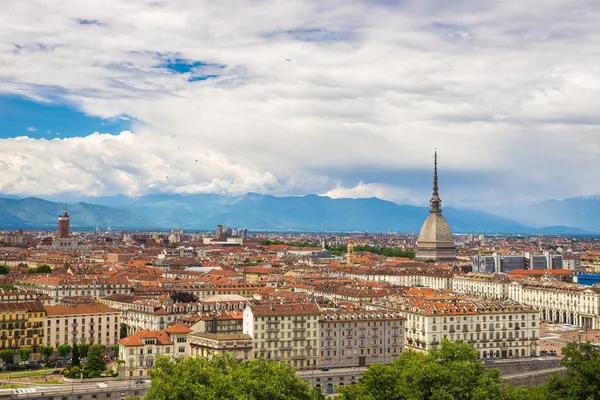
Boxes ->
[415,151,456,262]
[346,241,355,266]
[57,205,70,238]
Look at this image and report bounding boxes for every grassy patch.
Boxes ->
[0,369,54,379]
[2,384,27,388]
[36,380,63,385]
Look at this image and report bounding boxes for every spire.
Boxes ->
[430,150,441,213]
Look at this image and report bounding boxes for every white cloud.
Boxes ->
[0,0,600,208]
[26,126,37,132]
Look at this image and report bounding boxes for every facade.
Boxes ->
[452,273,512,299]
[0,301,45,354]
[118,324,191,377]
[378,287,541,359]
[243,303,321,370]
[15,276,132,304]
[472,252,563,273]
[415,152,456,262]
[318,310,405,369]
[509,281,600,328]
[189,332,253,361]
[44,303,120,348]
[102,296,248,335]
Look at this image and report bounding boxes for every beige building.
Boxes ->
[319,310,405,369]
[16,275,131,304]
[379,287,541,359]
[189,332,253,361]
[118,324,192,377]
[243,303,321,370]
[509,280,600,328]
[44,303,120,348]
[452,273,512,299]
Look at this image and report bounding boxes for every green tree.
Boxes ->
[77,343,90,359]
[35,264,52,273]
[146,353,324,400]
[0,349,14,364]
[71,342,80,367]
[84,344,106,377]
[111,344,119,356]
[120,323,128,339]
[19,348,32,363]
[340,340,502,400]
[545,341,600,400]
[40,346,54,361]
[0,265,8,274]
[57,344,72,360]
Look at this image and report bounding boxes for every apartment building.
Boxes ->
[101,295,249,335]
[118,324,191,377]
[44,303,120,348]
[452,273,512,299]
[318,310,405,369]
[509,281,600,328]
[378,287,541,359]
[344,267,456,290]
[0,301,45,353]
[243,303,321,370]
[189,332,253,361]
[16,275,131,304]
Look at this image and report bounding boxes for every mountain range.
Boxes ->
[0,193,597,234]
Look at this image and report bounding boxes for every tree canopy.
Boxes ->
[545,341,600,400]
[170,291,199,303]
[57,344,72,359]
[340,340,502,400]
[146,353,325,400]
[85,344,107,377]
[18,348,32,363]
[0,349,14,364]
[29,264,52,274]
[0,265,8,274]
[40,346,54,360]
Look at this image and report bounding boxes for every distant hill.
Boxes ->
[492,196,600,233]
[0,197,150,229]
[0,193,536,233]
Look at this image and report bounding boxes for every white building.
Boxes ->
[509,281,600,328]
[44,303,120,348]
[16,276,131,304]
[118,324,192,377]
[452,273,512,299]
[243,303,321,370]
[378,287,541,359]
[319,310,405,369]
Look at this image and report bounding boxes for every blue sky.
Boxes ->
[0,95,130,139]
[0,0,599,208]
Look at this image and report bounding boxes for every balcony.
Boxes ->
[266,328,280,333]
[293,318,307,324]
[266,320,280,325]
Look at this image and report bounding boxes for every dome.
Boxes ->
[417,213,453,245]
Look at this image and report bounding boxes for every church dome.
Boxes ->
[415,150,456,261]
[417,213,453,244]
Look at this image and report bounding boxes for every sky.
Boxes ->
[1,0,600,210]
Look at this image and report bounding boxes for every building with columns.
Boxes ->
[509,281,600,328]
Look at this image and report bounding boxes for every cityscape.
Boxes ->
[2,1,600,399]
[0,155,599,398]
